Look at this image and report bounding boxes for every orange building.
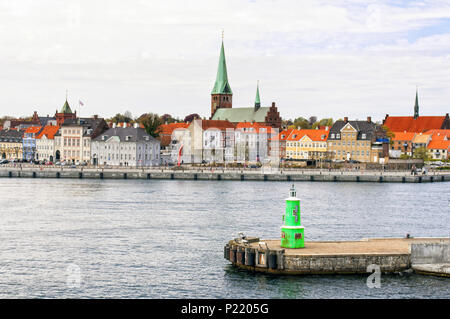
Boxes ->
[427,140,450,160]
[286,129,330,160]
[391,131,416,156]
[156,122,190,149]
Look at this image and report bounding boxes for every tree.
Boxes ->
[413,147,429,161]
[110,111,133,124]
[293,117,310,129]
[184,113,200,123]
[139,113,163,138]
[308,116,317,126]
[381,125,395,146]
[161,114,178,124]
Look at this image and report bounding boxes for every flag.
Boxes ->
[79,100,84,106]
[177,145,183,166]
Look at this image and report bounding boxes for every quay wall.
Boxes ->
[410,243,450,265]
[225,238,450,275]
[282,254,410,274]
[0,167,449,183]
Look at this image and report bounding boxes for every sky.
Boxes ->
[0,0,449,122]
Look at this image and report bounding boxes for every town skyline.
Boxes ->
[1,1,449,121]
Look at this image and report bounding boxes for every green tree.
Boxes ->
[413,147,429,161]
[139,113,162,138]
[110,111,133,124]
[293,117,310,129]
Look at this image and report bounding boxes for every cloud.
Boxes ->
[0,0,449,121]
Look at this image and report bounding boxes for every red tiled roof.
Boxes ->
[424,129,450,140]
[270,129,293,141]
[24,126,42,134]
[287,129,329,142]
[427,140,450,150]
[392,131,416,141]
[383,116,446,133]
[36,125,60,140]
[235,122,274,134]
[156,122,190,135]
[196,120,235,131]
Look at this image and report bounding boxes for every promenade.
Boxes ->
[1,165,449,183]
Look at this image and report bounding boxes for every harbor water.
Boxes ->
[0,179,448,298]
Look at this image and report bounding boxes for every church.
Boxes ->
[209,40,282,129]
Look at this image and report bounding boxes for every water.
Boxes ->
[0,179,448,298]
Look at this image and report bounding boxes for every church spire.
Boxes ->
[61,90,73,114]
[211,40,232,95]
[414,87,419,119]
[255,81,261,111]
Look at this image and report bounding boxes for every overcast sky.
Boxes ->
[0,0,449,122]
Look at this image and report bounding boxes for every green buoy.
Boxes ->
[281,184,305,248]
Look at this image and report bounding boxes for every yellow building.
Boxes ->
[285,129,329,160]
[327,118,388,163]
[0,130,23,160]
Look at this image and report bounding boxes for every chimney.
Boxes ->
[367,116,372,123]
[272,102,275,107]
[344,117,348,123]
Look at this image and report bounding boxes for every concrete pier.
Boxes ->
[224,237,450,275]
[410,242,450,277]
[1,167,449,183]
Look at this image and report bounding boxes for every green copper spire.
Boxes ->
[255,81,261,110]
[211,41,232,95]
[60,99,73,114]
[414,87,419,119]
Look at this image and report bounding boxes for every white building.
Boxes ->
[35,125,60,162]
[54,116,109,163]
[91,124,160,167]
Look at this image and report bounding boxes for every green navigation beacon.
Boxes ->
[281,184,305,248]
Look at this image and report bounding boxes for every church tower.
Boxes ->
[414,87,419,119]
[211,40,232,118]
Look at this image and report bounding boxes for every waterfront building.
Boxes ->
[54,116,109,163]
[327,117,389,163]
[55,99,77,125]
[91,124,161,167]
[383,89,450,132]
[427,140,450,160]
[156,122,190,150]
[411,133,431,155]
[23,126,43,161]
[234,122,274,162]
[269,129,293,160]
[179,119,235,163]
[0,129,23,160]
[35,125,60,162]
[285,128,329,161]
[390,131,416,157]
[209,41,282,129]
